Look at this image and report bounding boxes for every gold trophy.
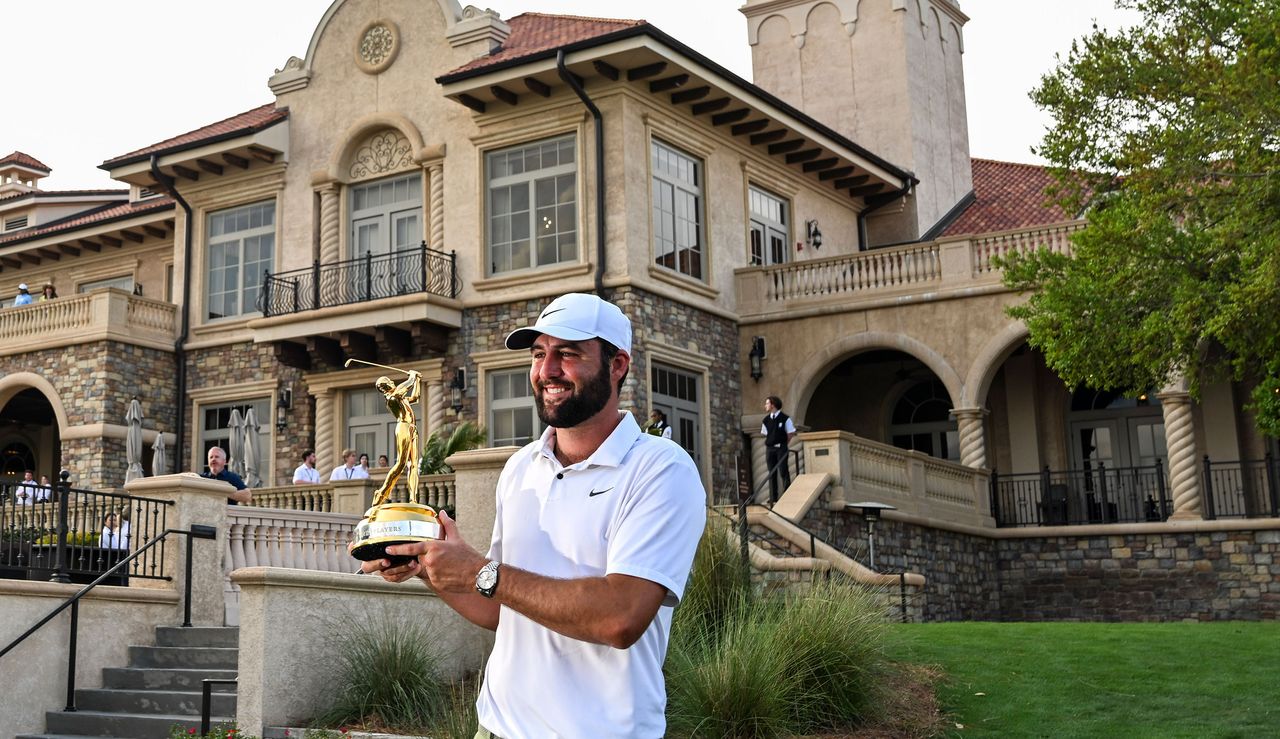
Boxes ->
[345,359,441,565]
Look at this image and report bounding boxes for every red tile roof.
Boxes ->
[0,151,51,172]
[0,197,174,246]
[446,12,645,76]
[102,104,288,168]
[939,158,1077,237]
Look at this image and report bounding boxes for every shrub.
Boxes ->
[665,522,891,738]
[36,530,99,547]
[311,612,449,733]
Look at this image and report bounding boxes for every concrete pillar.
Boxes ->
[331,479,376,516]
[952,407,988,470]
[314,391,336,473]
[318,183,340,265]
[123,473,232,626]
[428,162,444,248]
[1158,387,1203,520]
[446,447,516,553]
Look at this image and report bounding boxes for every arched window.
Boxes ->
[888,380,958,461]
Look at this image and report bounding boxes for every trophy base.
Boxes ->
[350,502,441,566]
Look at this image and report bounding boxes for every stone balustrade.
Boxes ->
[800,430,994,528]
[0,288,177,356]
[734,219,1085,317]
[246,473,456,514]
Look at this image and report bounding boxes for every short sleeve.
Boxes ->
[606,450,706,606]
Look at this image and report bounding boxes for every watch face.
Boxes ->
[477,564,498,591]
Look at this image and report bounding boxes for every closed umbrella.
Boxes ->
[243,407,263,488]
[125,398,145,483]
[151,432,168,476]
[227,408,245,477]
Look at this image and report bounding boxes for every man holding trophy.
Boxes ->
[361,293,706,738]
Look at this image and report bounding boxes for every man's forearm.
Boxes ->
[490,566,664,649]
[432,587,501,630]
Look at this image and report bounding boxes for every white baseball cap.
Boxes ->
[505,293,632,354]
[17,283,27,291]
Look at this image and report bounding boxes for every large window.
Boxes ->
[350,172,422,256]
[749,186,789,266]
[651,362,703,470]
[651,139,704,280]
[489,368,541,447]
[207,201,275,320]
[486,135,577,275]
[199,399,271,474]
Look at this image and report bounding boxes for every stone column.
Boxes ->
[426,380,445,437]
[314,391,336,473]
[317,183,340,265]
[1158,386,1203,520]
[447,447,517,550]
[428,162,444,248]
[951,407,989,470]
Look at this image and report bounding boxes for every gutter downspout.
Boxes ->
[150,155,194,468]
[857,177,917,250]
[557,50,605,296]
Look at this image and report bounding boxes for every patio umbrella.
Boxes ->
[151,432,168,476]
[124,398,145,483]
[243,407,263,488]
[227,408,245,477]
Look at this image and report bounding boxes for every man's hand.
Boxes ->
[359,510,487,592]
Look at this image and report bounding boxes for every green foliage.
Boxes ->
[167,724,250,739]
[894,621,1280,737]
[664,523,891,738]
[1,525,48,543]
[431,678,482,739]
[1005,0,1280,434]
[311,612,449,733]
[419,421,488,475]
[36,530,99,547]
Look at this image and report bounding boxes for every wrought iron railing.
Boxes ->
[259,242,457,317]
[1202,455,1279,520]
[0,472,173,583]
[990,463,1169,527]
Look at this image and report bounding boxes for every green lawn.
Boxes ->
[890,622,1280,739]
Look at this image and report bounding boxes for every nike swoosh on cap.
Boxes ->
[540,307,566,319]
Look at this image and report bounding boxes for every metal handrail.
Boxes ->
[260,242,458,317]
[200,678,239,734]
[0,525,217,712]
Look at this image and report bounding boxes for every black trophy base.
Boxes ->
[350,539,416,567]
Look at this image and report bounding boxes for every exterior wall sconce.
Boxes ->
[805,219,823,250]
[748,336,766,382]
[276,385,293,432]
[450,368,466,413]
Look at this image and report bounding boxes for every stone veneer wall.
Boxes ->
[184,343,310,486]
[456,287,741,498]
[802,503,1280,621]
[1,341,176,489]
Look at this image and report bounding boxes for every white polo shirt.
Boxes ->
[327,464,369,482]
[293,463,321,484]
[476,411,706,739]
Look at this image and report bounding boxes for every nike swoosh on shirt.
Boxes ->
[588,486,614,497]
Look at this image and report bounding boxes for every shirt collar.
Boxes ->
[537,411,642,469]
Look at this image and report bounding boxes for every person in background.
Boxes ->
[39,283,57,301]
[101,512,130,549]
[761,395,797,504]
[328,448,370,482]
[359,453,371,473]
[643,409,673,439]
[14,470,45,504]
[292,449,321,485]
[12,283,32,306]
[377,454,389,467]
[202,446,251,504]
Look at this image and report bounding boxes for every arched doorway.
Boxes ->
[1068,387,1166,471]
[0,387,60,484]
[805,350,957,461]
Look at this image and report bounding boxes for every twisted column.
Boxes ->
[951,407,989,470]
[1158,390,1202,520]
[315,392,336,473]
[427,380,446,434]
[429,163,444,248]
[318,184,340,265]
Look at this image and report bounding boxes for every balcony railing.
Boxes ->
[259,242,457,317]
[1203,456,1279,520]
[969,221,1083,275]
[0,289,176,356]
[990,463,1169,527]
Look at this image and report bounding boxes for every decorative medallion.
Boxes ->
[355,20,400,74]
[350,131,414,179]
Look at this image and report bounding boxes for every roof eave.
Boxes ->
[102,120,290,187]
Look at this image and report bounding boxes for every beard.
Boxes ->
[535,361,613,428]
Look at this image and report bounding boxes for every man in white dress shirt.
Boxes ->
[292,450,321,485]
[328,448,370,482]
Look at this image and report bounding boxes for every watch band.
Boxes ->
[476,560,500,598]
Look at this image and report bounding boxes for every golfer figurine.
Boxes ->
[345,360,440,564]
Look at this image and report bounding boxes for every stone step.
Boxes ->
[127,645,238,669]
[155,625,239,648]
[74,687,237,716]
[102,666,238,691]
[43,709,235,738]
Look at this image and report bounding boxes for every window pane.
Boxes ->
[486,135,577,274]
[206,201,275,320]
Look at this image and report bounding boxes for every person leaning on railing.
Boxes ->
[201,446,252,504]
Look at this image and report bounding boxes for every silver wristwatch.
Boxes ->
[476,560,500,598]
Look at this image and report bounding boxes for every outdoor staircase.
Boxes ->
[17,626,238,739]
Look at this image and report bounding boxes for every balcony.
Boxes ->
[248,243,462,353]
[0,288,176,357]
[734,220,1084,319]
